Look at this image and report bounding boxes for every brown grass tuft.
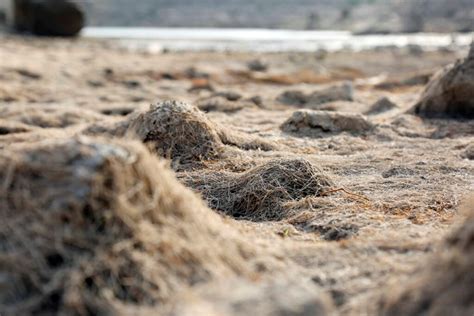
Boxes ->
[126,100,277,167]
[181,158,334,221]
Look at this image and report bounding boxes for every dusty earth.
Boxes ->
[0,34,473,315]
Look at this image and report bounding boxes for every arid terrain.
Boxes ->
[0,34,473,315]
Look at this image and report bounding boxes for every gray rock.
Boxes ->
[277,90,308,106]
[277,82,354,107]
[410,43,474,118]
[247,59,268,72]
[365,97,398,115]
[212,91,243,101]
[197,96,248,113]
[306,82,354,106]
[281,110,373,136]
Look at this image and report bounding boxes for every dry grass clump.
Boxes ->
[181,158,334,221]
[381,195,474,316]
[127,100,224,163]
[0,104,106,128]
[126,100,277,165]
[0,137,261,315]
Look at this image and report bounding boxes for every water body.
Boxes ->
[82,27,473,53]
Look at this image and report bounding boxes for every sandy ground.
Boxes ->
[0,34,473,315]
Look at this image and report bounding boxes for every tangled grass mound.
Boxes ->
[127,100,276,166]
[0,137,260,315]
[381,196,474,316]
[181,158,334,221]
[127,100,223,163]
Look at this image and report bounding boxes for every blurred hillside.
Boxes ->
[82,0,473,33]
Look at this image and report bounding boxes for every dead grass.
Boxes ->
[180,158,334,221]
[126,101,277,167]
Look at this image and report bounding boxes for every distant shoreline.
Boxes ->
[81,27,473,53]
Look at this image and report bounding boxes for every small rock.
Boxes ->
[375,72,432,90]
[306,82,354,106]
[281,110,373,136]
[87,80,104,88]
[365,97,398,115]
[247,59,268,72]
[197,96,247,113]
[100,107,134,117]
[15,68,42,80]
[122,80,141,89]
[277,90,308,106]
[212,91,242,101]
[277,82,354,107]
[189,78,214,92]
[185,67,209,79]
[382,166,417,178]
[462,143,474,160]
[248,95,263,107]
[407,44,424,56]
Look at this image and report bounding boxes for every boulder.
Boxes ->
[410,43,474,118]
[12,0,84,36]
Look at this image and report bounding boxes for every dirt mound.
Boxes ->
[126,101,276,165]
[181,158,334,221]
[381,195,474,316]
[410,44,474,118]
[0,137,263,315]
[281,110,373,137]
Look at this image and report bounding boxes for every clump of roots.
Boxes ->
[181,158,334,221]
[0,137,260,315]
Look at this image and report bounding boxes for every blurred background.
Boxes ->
[0,0,472,52]
[82,0,473,34]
